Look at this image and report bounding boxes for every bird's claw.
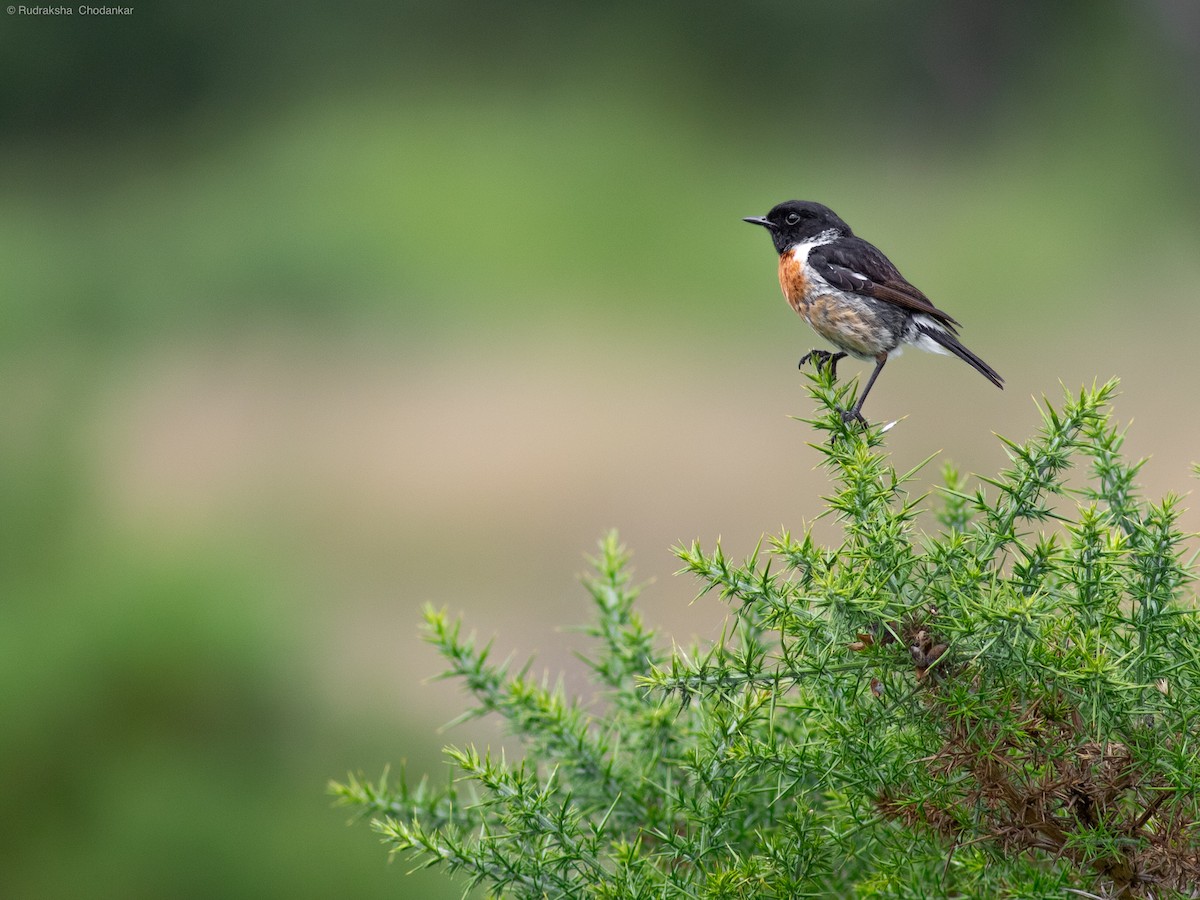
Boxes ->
[798,349,846,381]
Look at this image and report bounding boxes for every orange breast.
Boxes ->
[777,252,809,315]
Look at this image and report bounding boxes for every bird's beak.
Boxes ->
[742,216,776,231]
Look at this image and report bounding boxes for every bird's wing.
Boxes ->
[810,238,960,331]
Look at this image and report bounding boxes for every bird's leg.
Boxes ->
[827,351,847,380]
[840,352,888,427]
[798,350,848,380]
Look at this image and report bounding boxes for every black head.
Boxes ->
[743,200,852,255]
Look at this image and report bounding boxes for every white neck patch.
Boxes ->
[789,229,839,264]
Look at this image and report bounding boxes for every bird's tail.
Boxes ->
[917,324,1004,389]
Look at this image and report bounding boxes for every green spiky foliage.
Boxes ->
[332,373,1200,899]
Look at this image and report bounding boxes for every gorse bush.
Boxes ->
[332,374,1200,899]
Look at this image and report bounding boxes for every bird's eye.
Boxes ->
[785,213,801,225]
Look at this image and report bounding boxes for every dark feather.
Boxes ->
[810,238,960,331]
[916,324,1004,389]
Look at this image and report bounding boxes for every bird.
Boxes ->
[743,200,1002,426]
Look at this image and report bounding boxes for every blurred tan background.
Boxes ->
[3,2,1200,897]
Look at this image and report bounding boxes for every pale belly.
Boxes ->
[796,291,894,358]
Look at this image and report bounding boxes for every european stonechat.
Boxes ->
[744,200,1002,425]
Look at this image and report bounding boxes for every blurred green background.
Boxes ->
[3,2,1199,897]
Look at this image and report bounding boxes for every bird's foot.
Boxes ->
[798,350,848,381]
